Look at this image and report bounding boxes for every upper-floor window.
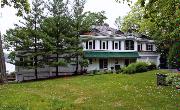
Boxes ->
[113,41,121,50]
[146,44,153,51]
[103,42,106,49]
[138,44,142,51]
[86,40,95,50]
[115,42,118,49]
[125,40,134,50]
[100,41,108,50]
[89,41,93,49]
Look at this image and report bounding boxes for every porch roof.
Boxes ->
[84,51,140,58]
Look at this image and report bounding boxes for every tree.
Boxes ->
[1,0,30,16]
[41,0,73,77]
[0,0,30,83]
[5,0,45,79]
[71,0,107,74]
[117,0,177,68]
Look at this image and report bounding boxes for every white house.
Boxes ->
[80,24,160,71]
[15,24,160,81]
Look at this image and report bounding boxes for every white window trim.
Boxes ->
[102,41,107,50]
[114,41,119,50]
[147,44,153,51]
[88,41,93,50]
[138,43,142,51]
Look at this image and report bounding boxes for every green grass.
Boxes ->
[0,70,179,110]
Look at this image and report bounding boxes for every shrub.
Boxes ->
[147,62,157,70]
[122,62,148,74]
[166,73,180,86]
[136,62,148,73]
[122,63,136,74]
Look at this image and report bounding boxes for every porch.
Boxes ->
[84,51,139,71]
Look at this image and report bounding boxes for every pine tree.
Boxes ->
[5,0,45,79]
[41,0,72,77]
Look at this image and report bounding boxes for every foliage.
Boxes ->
[1,0,30,16]
[4,0,46,79]
[0,70,178,109]
[122,62,148,74]
[165,73,180,89]
[117,0,178,68]
[79,59,89,68]
[147,62,157,70]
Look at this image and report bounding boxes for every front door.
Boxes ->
[99,59,108,69]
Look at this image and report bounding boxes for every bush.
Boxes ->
[166,73,180,86]
[122,62,148,74]
[147,62,157,70]
[136,62,148,73]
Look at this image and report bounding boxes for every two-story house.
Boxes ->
[15,24,160,81]
[80,24,160,71]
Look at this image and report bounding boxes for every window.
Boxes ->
[138,44,142,51]
[125,40,134,50]
[146,44,153,51]
[89,59,93,64]
[99,59,108,69]
[89,41,93,49]
[115,43,118,49]
[20,57,24,61]
[102,42,106,49]
[115,59,118,64]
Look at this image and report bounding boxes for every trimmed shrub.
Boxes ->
[122,63,136,74]
[147,62,157,70]
[122,62,148,74]
[136,62,148,73]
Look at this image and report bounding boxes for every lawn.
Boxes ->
[0,70,179,110]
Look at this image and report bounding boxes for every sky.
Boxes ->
[0,0,135,73]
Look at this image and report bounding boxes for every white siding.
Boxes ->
[95,40,100,50]
[121,40,125,51]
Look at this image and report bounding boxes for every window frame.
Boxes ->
[102,41,106,50]
[114,42,118,50]
[88,41,93,50]
[125,40,134,50]
[146,44,153,51]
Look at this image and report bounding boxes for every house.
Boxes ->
[15,24,160,81]
[80,24,160,71]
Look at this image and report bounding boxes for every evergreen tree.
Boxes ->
[5,0,45,79]
[41,0,73,76]
[72,0,107,74]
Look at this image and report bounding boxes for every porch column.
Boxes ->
[121,40,125,51]
[134,41,138,51]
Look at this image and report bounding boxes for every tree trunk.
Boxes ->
[34,13,38,80]
[56,53,59,77]
[0,32,7,83]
